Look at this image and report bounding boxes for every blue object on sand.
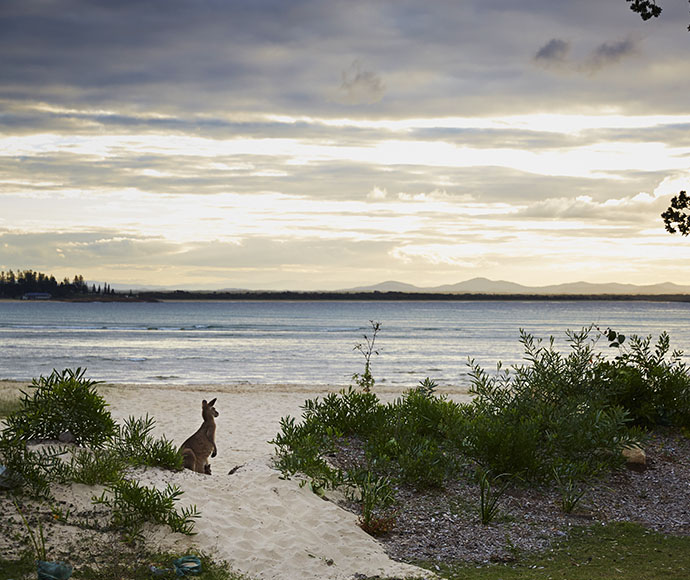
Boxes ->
[0,465,12,488]
[173,555,202,576]
[37,561,73,580]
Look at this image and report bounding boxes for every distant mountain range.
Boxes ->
[344,277,690,295]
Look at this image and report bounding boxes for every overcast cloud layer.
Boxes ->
[1,0,689,290]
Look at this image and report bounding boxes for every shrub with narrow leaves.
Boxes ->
[4,368,116,446]
[93,479,200,543]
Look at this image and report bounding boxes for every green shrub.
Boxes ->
[464,328,638,482]
[345,468,396,535]
[93,479,200,543]
[66,448,125,486]
[3,368,116,446]
[109,415,183,471]
[1,385,181,497]
[461,400,541,477]
[598,331,690,428]
[352,321,381,392]
[301,388,385,438]
[271,387,387,488]
[0,436,70,498]
[272,383,468,491]
[273,324,690,534]
[376,387,467,488]
[272,415,344,490]
[552,461,589,514]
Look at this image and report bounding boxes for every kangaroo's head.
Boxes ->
[202,398,219,421]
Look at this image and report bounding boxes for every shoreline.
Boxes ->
[0,379,472,397]
[4,293,690,303]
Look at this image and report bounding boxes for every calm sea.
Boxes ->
[0,299,689,389]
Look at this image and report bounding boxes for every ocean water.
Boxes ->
[0,299,689,389]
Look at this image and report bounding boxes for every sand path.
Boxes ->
[98,383,452,580]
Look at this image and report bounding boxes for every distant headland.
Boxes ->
[3,270,690,302]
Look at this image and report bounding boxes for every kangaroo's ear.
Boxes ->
[202,399,208,405]
[208,398,217,406]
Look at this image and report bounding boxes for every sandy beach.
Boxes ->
[1,380,471,580]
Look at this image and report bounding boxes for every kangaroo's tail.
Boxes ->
[180,447,196,471]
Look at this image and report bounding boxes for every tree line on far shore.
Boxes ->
[0,269,115,299]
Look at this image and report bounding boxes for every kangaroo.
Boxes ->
[180,398,218,475]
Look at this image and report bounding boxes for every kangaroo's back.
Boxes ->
[180,398,218,474]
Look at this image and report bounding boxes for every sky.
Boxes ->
[1,0,690,291]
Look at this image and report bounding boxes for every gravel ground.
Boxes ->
[360,430,690,565]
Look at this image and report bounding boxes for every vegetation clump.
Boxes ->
[93,479,200,543]
[463,328,641,482]
[598,329,690,428]
[273,324,689,535]
[4,368,117,447]
[0,366,196,572]
[0,369,243,579]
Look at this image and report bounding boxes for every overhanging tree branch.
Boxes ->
[661,191,690,236]
[627,0,663,21]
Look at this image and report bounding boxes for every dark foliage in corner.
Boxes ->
[662,191,690,236]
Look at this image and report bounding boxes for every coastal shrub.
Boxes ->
[352,320,381,392]
[272,387,386,488]
[463,329,639,482]
[272,415,344,490]
[273,323,690,539]
[65,448,125,486]
[301,388,385,438]
[394,437,451,488]
[3,368,116,446]
[598,331,690,428]
[1,390,181,498]
[346,468,396,535]
[0,421,182,498]
[0,436,69,499]
[273,380,469,496]
[93,479,200,543]
[375,386,468,488]
[108,415,183,471]
[461,394,541,477]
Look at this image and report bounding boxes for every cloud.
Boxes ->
[1,1,690,289]
[534,38,571,65]
[515,187,671,225]
[535,36,639,75]
[0,1,687,118]
[335,60,386,105]
[584,38,638,72]
[368,186,388,200]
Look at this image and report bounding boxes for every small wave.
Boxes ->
[325,326,361,333]
[126,357,148,362]
[9,324,107,330]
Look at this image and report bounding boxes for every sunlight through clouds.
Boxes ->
[1,1,690,289]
